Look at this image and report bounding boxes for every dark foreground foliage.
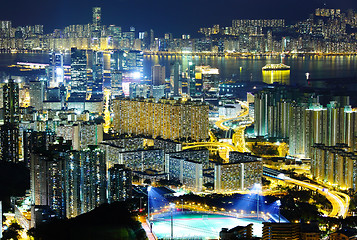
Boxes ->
[29,202,147,240]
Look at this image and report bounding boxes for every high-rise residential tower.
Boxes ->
[1,78,19,163]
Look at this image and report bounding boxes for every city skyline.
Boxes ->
[1,0,357,239]
[1,0,357,36]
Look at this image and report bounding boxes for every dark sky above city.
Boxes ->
[1,0,357,36]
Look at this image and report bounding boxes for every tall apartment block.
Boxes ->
[113,98,209,142]
[30,144,106,219]
[214,152,263,192]
[108,164,132,203]
[1,79,20,163]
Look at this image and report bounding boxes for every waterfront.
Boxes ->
[0,53,357,86]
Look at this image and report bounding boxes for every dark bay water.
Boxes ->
[0,53,357,86]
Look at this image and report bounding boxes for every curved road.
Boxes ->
[264,168,348,218]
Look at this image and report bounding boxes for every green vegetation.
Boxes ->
[2,222,23,240]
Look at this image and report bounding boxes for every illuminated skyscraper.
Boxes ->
[70,48,87,100]
[150,29,154,50]
[30,144,106,219]
[108,164,132,203]
[91,51,104,96]
[91,7,101,48]
[48,52,64,88]
[152,64,165,86]
[92,7,101,29]
[187,62,196,97]
[80,146,106,213]
[1,79,19,163]
[30,142,72,218]
[170,61,181,97]
[29,80,44,110]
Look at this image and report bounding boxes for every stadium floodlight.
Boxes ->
[148,186,152,221]
[276,200,282,223]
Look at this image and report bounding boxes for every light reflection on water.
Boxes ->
[262,70,290,85]
[0,53,357,86]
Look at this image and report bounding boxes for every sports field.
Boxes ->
[152,213,263,239]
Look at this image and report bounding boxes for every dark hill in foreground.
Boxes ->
[30,202,147,240]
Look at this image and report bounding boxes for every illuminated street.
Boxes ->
[265,170,349,218]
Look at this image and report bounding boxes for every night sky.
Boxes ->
[1,0,357,37]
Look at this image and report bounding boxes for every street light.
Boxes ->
[170,203,175,240]
[147,186,152,221]
[276,200,281,223]
[254,183,262,219]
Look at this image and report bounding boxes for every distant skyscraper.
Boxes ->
[92,7,101,31]
[170,62,181,97]
[3,79,19,124]
[188,62,196,96]
[92,7,101,47]
[139,31,149,50]
[29,80,44,110]
[70,48,87,100]
[1,78,19,163]
[48,52,64,88]
[91,51,104,96]
[150,29,154,50]
[152,64,165,86]
[129,83,151,99]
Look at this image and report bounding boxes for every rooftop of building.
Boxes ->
[332,227,357,238]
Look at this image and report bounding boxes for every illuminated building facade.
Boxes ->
[30,144,106,219]
[30,142,72,218]
[70,48,87,99]
[129,83,151,99]
[305,103,357,158]
[79,146,106,214]
[29,80,44,110]
[1,79,20,163]
[311,144,357,190]
[232,19,285,35]
[166,150,208,192]
[214,152,262,192]
[90,50,104,96]
[91,7,101,47]
[48,52,64,88]
[108,164,132,203]
[170,61,181,97]
[262,223,300,240]
[113,98,209,142]
[152,64,165,86]
[167,156,203,192]
[254,86,357,159]
[23,130,56,167]
[56,122,103,150]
